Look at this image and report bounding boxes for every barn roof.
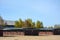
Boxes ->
[38,28,53,30]
[3,28,23,30]
[3,27,53,30]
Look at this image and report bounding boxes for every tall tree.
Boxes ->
[24,18,32,28]
[19,19,23,27]
[15,21,20,28]
[15,19,24,28]
[14,18,44,28]
[0,16,5,26]
[36,20,43,28]
[32,22,35,28]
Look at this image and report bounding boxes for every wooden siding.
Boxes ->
[3,32,24,36]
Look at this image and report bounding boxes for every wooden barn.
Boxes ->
[0,28,59,36]
[2,28,54,36]
[53,28,60,35]
[23,28,39,36]
[3,28,24,36]
[38,28,53,35]
[0,26,3,36]
[0,30,3,36]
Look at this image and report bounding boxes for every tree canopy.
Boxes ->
[15,18,44,28]
[0,16,5,26]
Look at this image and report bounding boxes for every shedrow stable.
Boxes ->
[0,28,60,36]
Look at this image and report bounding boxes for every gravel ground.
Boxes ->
[0,35,60,40]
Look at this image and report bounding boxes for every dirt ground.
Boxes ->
[0,35,60,40]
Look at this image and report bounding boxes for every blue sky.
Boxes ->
[0,0,60,27]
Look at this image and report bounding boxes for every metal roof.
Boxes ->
[3,28,23,30]
[3,27,53,30]
[38,28,53,30]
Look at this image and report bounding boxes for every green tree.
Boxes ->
[24,18,33,28]
[15,19,24,28]
[36,20,43,28]
[32,22,35,28]
[19,19,23,27]
[0,16,5,27]
[15,21,20,28]
[14,18,44,28]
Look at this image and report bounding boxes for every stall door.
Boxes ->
[0,30,3,36]
[24,30,39,36]
[54,29,60,35]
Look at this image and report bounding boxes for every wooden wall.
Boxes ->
[3,31,24,36]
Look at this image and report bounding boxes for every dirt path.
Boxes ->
[0,35,60,40]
